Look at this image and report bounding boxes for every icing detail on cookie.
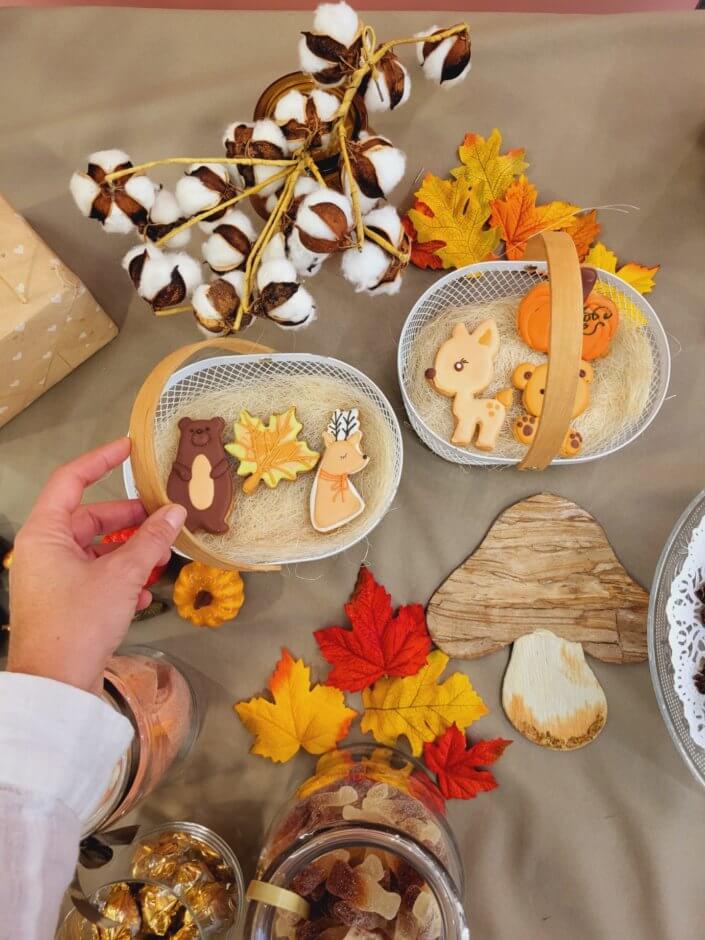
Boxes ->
[167,416,233,534]
[310,409,368,533]
[425,320,507,451]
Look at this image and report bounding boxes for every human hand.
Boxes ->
[8,437,187,693]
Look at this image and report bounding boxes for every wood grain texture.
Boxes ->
[427,493,648,664]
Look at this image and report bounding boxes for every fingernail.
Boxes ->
[164,504,187,531]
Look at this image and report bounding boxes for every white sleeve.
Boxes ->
[0,672,134,939]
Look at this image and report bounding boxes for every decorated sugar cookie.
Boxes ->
[517,267,620,361]
[310,409,369,533]
[225,407,319,494]
[425,320,510,451]
[511,360,593,457]
[167,416,233,534]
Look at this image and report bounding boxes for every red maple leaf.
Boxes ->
[423,724,512,800]
[314,566,432,692]
[402,205,445,270]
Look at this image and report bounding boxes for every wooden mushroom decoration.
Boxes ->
[426,494,649,750]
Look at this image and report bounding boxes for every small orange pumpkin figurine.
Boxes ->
[517,267,619,361]
[173,561,245,628]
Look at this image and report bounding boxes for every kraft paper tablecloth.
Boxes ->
[2,8,705,938]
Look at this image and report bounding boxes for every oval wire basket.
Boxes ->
[125,338,403,570]
[398,232,670,467]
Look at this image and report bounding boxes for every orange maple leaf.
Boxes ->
[401,210,445,270]
[490,176,580,260]
[563,209,601,262]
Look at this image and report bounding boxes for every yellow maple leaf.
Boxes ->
[360,651,488,757]
[584,241,618,273]
[235,649,357,764]
[225,407,319,494]
[451,128,528,202]
[585,242,659,295]
[408,174,500,270]
[489,175,580,260]
[563,209,601,262]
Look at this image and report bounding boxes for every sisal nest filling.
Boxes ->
[153,374,397,565]
[405,282,654,461]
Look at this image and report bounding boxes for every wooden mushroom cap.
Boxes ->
[426,493,648,664]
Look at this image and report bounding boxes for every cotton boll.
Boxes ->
[274,89,338,154]
[252,120,289,196]
[143,188,191,248]
[287,227,327,278]
[254,244,316,328]
[261,232,288,264]
[192,271,247,335]
[266,175,318,216]
[363,52,411,113]
[311,89,339,123]
[176,164,231,217]
[299,2,361,86]
[416,25,472,88]
[313,1,359,47]
[122,243,203,310]
[344,133,407,213]
[70,150,156,234]
[341,205,409,295]
[223,121,254,184]
[202,209,256,272]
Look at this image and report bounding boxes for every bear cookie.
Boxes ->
[167,416,234,534]
[511,361,593,457]
[425,320,511,451]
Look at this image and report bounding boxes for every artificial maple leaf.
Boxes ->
[360,650,488,757]
[235,648,357,764]
[407,174,500,269]
[225,407,319,494]
[489,175,580,260]
[451,128,528,202]
[563,209,601,262]
[584,242,660,295]
[401,211,444,270]
[423,724,512,800]
[314,566,432,693]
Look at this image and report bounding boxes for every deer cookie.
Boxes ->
[167,416,233,534]
[511,361,594,457]
[310,409,369,533]
[425,320,510,451]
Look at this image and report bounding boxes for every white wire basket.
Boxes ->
[124,343,403,569]
[398,258,671,467]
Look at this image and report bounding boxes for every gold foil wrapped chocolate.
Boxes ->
[184,880,234,927]
[140,884,182,935]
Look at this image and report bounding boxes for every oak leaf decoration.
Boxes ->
[489,175,580,260]
[225,407,319,494]
[451,128,528,202]
[360,650,488,756]
[423,724,511,800]
[235,648,357,763]
[585,242,659,295]
[407,174,499,269]
[314,566,432,692]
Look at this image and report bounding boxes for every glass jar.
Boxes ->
[251,70,369,219]
[84,646,201,836]
[131,821,245,937]
[245,744,470,938]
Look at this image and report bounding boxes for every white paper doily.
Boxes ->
[667,514,705,745]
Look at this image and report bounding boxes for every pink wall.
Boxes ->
[2,0,698,9]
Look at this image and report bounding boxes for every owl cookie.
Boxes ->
[511,361,593,457]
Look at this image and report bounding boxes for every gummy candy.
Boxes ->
[326,860,402,920]
[291,849,351,896]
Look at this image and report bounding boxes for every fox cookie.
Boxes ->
[511,361,593,457]
[517,266,619,361]
[167,417,233,534]
[425,320,511,451]
[310,409,369,533]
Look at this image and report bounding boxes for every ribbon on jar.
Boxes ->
[246,879,311,918]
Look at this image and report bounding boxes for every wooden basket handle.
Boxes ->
[129,337,279,572]
[518,231,584,471]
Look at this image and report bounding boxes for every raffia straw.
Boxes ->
[154,304,192,317]
[156,165,296,248]
[363,225,408,262]
[338,125,364,248]
[105,155,296,183]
